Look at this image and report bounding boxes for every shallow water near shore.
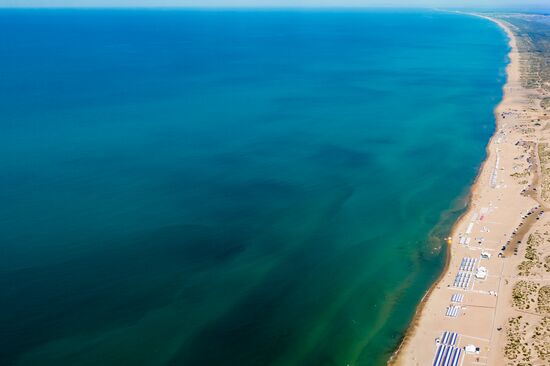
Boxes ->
[0,9,508,366]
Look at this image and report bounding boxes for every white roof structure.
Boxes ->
[475,267,488,279]
[465,344,477,354]
[481,251,491,259]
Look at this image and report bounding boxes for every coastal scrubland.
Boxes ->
[493,14,550,363]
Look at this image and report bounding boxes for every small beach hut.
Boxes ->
[465,344,479,354]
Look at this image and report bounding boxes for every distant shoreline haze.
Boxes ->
[1,0,549,10]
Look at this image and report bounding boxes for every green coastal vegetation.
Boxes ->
[489,12,550,365]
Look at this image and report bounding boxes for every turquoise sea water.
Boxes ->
[0,10,508,366]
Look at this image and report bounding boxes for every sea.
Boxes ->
[0,9,508,366]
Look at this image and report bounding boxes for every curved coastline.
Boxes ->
[389,13,517,365]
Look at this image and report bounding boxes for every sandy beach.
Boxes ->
[392,12,550,366]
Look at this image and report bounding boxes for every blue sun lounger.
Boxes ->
[445,306,459,318]
[460,257,467,270]
[468,258,477,272]
[451,293,464,303]
[445,306,460,317]
[433,344,462,366]
[459,258,466,271]
[440,331,458,346]
[433,332,462,366]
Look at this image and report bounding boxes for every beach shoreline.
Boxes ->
[390,12,526,366]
